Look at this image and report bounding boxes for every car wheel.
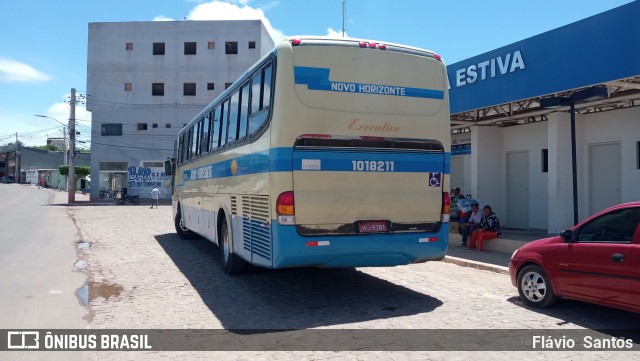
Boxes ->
[517,264,558,308]
[174,208,198,240]
[220,219,245,274]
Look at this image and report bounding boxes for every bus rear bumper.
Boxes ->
[270,222,448,268]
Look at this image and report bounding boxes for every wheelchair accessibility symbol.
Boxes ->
[428,172,441,187]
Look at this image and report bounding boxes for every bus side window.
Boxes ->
[187,127,194,160]
[227,91,240,144]
[211,107,221,150]
[248,63,272,135]
[238,83,249,140]
[220,99,229,147]
[176,136,181,164]
[201,115,210,154]
[250,71,262,115]
[192,120,201,158]
[262,64,272,109]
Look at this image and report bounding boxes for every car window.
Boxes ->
[576,208,640,244]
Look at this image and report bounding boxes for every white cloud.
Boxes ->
[152,15,175,21]
[185,1,287,43]
[326,27,348,38]
[46,99,92,125]
[0,58,52,83]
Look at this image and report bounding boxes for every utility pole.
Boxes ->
[342,0,346,37]
[14,132,19,183]
[68,88,76,203]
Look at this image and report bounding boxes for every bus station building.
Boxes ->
[447,0,640,233]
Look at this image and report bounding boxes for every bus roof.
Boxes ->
[281,36,443,62]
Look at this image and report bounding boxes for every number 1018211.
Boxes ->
[351,160,395,172]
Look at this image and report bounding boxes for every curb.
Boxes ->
[442,255,510,275]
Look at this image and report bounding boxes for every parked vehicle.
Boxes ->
[509,202,640,313]
[117,194,140,205]
[1,176,15,183]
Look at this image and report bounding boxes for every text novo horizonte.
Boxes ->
[331,82,407,96]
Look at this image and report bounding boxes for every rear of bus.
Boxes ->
[270,37,450,268]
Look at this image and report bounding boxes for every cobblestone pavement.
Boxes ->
[66,204,640,361]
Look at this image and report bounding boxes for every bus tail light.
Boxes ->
[359,41,367,48]
[442,192,450,222]
[277,191,295,225]
[433,53,442,61]
[378,44,387,50]
[291,38,301,46]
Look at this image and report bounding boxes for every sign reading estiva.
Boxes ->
[448,50,526,89]
[294,66,444,99]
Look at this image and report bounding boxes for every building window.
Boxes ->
[248,41,256,49]
[184,83,196,96]
[137,123,148,131]
[124,83,132,91]
[101,123,122,136]
[152,83,164,96]
[207,83,215,90]
[541,149,548,173]
[166,123,171,128]
[142,161,164,168]
[225,41,238,54]
[152,123,158,129]
[153,42,165,55]
[125,42,133,51]
[225,82,232,89]
[99,162,128,196]
[208,41,215,49]
[184,42,196,55]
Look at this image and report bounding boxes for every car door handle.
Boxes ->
[611,253,624,263]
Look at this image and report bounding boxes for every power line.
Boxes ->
[89,141,173,152]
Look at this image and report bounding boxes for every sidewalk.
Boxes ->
[444,229,554,274]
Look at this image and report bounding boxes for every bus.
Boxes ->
[167,37,451,274]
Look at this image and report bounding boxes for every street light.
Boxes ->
[35,115,68,165]
[539,86,608,226]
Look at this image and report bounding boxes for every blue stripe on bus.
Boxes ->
[270,221,449,268]
[292,149,445,173]
[182,147,451,181]
[294,66,445,100]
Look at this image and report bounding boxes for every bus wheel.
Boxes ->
[174,209,198,240]
[220,220,245,274]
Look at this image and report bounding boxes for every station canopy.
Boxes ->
[446,1,640,131]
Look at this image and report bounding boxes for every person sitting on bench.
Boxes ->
[467,205,501,252]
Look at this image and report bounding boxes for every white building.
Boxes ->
[447,1,640,234]
[86,20,274,200]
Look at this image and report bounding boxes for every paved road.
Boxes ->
[0,184,87,330]
[2,192,639,360]
[62,204,640,360]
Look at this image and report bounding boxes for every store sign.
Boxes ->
[449,50,526,89]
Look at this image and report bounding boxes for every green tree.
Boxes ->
[59,166,90,177]
[34,144,61,151]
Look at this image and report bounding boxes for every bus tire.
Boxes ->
[175,208,198,240]
[220,220,245,274]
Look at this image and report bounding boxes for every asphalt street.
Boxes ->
[0,184,88,361]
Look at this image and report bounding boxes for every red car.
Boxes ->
[509,202,640,313]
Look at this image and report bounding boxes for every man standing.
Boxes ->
[150,186,160,209]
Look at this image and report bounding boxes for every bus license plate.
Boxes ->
[358,221,387,233]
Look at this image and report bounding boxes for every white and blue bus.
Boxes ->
[168,37,451,274]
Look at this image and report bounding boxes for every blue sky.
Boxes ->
[0,0,634,146]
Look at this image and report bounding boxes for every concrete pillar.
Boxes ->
[471,125,504,218]
[547,112,574,233]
